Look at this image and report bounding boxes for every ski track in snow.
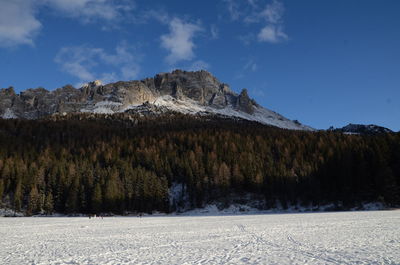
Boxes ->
[0,211,399,265]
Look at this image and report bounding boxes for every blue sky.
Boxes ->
[0,0,399,131]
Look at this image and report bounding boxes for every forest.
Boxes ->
[0,113,399,215]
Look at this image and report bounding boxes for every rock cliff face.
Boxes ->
[0,70,312,130]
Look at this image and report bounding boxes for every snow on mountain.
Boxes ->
[210,105,313,130]
[1,108,17,119]
[329,123,393,135]
[122,95,313,130]
[0,70,313,130]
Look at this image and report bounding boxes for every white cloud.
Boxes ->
[224,0,242,21]
[211,25,219,39]
[259,0,284,24]
[161,18,203,65]
[235,58,257,79]
[54,43,140,85]
[43,0,134,22]
[257,0,288,43]
[0,0,134,47]
[257,24,287,43]
[244,59,257,72]
[0,0,41,47]
[228,0,288,44]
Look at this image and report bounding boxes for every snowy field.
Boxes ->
[0,211,399,265]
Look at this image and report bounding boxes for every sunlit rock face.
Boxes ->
[0,70,312,130]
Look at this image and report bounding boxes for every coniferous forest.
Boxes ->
[0,113,399,215]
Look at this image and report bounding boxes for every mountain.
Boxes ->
[329,124,393,135]
[0,70,312,130]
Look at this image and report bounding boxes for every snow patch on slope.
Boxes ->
[80,101,123,114]
[153,96,206,114]
[93,107,115,114]
[210,106,312,130]
[94,101,122,107]
[1,108,17,119]
[81,107,115,114]
[76,96,313,131]
[149,96,313,130]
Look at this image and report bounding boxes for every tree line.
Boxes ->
[0,113,399,215]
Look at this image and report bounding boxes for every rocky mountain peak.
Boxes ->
[236,89,255,114]
[328,123,393,135]
[82,80,103,89]
[0,87,16,96]
[0,70,312,130]
[150,69,227,105]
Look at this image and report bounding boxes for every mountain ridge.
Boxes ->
[328,123,393,135]
[0,70,312,130]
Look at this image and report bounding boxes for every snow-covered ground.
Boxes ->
[1,211,399,264]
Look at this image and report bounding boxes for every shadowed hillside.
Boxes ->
[0,114,399,215]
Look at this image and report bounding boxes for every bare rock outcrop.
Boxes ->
[0,70,312,130]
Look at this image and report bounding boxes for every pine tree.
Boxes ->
[0,179,4,203]
[91,183,103,214]
[27,186,41,215]
[13,181,22,213]
[65,178,79,213]
[44,193,54,215]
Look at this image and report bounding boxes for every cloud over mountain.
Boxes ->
[161,18,203,65]
[54,43,140,85]
[0,0,41,47]
[0,0,134,47]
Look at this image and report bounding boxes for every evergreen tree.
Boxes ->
[91,183,103,214]
[27,186,42,215]
[44,193,54,215]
